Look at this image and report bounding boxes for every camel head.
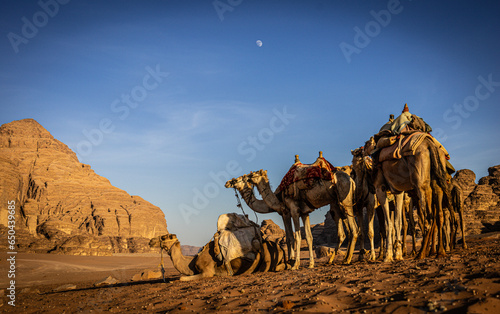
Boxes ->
[149,234,179,250]
[225,174,251,190]
[363,137,377,156]
[247,169,269,186]
[351,147,364,170]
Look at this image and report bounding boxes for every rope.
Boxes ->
[158,236,166,283]
[233,187,259,224]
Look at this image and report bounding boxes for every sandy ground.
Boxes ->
[1,233,500,313]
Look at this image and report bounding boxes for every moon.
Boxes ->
[256,40,263,47]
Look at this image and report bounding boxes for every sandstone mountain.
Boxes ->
[0,119,168,255]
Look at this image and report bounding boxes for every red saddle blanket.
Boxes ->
[277,157,336,193]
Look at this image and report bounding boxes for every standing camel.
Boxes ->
[364,135,451,262]
[351,148,377,261]
[245,152,358,268]
[352,148,417,259]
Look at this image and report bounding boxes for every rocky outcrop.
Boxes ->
[461,165,500,234]
[260,219,285,243]
[0,119,168,255]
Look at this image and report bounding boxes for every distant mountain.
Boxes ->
[0,119,168,255]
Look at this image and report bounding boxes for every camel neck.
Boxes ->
[167,241,195,276]
[254,179,283,214]
[237,185,274,214]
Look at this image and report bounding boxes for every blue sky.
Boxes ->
[1,0,499,246]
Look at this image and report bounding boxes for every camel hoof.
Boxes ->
[308,264,314,269]
[416,253,425,260]
[383,256,393,263]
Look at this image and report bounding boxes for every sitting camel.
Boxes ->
[149,234,286,281]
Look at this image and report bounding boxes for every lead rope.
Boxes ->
[158,237,166,283]
[233,187,261,252]
[233,187,259,224]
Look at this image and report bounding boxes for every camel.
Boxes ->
[364,135,451,262]
[449,178,467,250]
[350,149,377,261]
[149,234,286,281]
[352,148,417,259]
[426,175,467,256]
[245,153,358,268]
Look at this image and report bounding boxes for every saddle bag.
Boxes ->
[376,136,397,149]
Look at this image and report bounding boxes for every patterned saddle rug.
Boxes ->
[277,156,337,193]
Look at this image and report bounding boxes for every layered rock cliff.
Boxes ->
[0,119,168,255]
[455,165,500,234]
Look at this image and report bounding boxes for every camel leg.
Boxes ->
[242,252,262,275]
[366,194,377,261]
[458,201,467,249]
[443,208,451,252]
[407,200,417,256]
[258,243,272,273]
[375,205,386,260]
[328,205,346,264]
[343,207,359,265]
[393,192,404,261]
[417,186,433,260]
[436,193,446,258]
[356,206,366,261]
[301,214,315,268]
[284,200,302,270]
[292,216,302,270]
[281,213,295,264]
[376,190,394,262]
[402,199,408,257]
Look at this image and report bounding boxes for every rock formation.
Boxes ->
[0,119,168,255]
[260,219,285,243]
[459,165,500,234]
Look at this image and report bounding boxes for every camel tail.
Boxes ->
[428,138,452,201]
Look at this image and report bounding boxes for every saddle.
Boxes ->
[277,152,337,194]
[378,132,450,163]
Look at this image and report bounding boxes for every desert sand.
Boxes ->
[2,233,500,313]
